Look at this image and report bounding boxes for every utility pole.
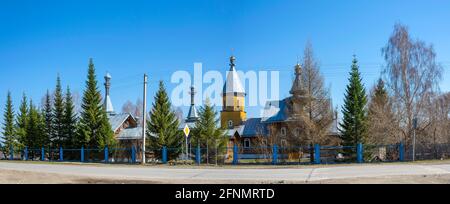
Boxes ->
[412,117,417,161]
[142,74,148,165]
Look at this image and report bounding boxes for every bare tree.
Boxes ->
[134,98,143,119]
[381,23,443,150]
[421,93,450,147]
[173,106,184,123]
[287,41,334,145]
[121,100,135,114]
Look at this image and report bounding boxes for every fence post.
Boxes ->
[314,144,321,164]
[357,143,363,163]
[272,144,278,165]
[41,147,45,161]
[104,146,109,163]
[59,146,63,161]
[162,146,167,164]
[9,146,13,160]
[81,146,85,163]
[232,144,238,165]
[131,146,136,164]
[399,142,404,162]
[196,145,201,165]
[24,146,28,161]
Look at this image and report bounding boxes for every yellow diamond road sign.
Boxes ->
[183,124,190,138]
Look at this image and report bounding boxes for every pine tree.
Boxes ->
[192,99,227,163]
[43,90,53,147]
[15,93,28,149]
[52,75,65,147]
[147,81,182,158]
[63,86,78,148]
[77,58,114,148]
[339,56,368,148]
[2,91,16,155]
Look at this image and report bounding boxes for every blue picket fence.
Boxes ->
[3,142,444,165]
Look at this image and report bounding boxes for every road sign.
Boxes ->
[183,124,190,138]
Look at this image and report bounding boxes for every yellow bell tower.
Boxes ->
[221,56,247,129]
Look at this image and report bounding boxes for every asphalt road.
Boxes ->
[1,161,450,183]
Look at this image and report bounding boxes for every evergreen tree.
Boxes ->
[192,99,227,163]
[2,91,16,155]
[339,56,368,148]
[15,93,28,148]
[25,99,45,149]
[63,86,78,148]
[52,75,65,147]
[367,78,397,145]
[77,59,114,148]
[372,79,388,103]
[43,90,53,147]
[147,81,182,158]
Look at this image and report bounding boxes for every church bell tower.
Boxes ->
[221,56,246,129]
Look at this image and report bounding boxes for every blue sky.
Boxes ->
[1,0,450,126]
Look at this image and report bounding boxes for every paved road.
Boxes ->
[1,161,450,183]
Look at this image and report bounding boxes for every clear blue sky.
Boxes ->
[1,0,450,127]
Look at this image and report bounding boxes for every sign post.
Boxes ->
[183,124,190,160]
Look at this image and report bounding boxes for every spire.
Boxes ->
[229,55,236,71]
[290,63,304,96]
[186,85,199,122]
[190,85,196,106]
[223,55,245,94]
[104,72,114,114]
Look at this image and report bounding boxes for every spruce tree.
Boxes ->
[371,79,388,107]
[52,75,65,147]
[36,109,46,149]
[147,81,182,158]
[77,58,114,149]
[63,86,77,148]
[340,56,368,148]
[15,93,28,148]
[25,99,44,149]
[367,78,397,145]
[192,99,227,163]
[43,90,53,147]
[2,91,16,155]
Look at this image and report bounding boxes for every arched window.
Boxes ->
[281,127,287,136]
[281,139,287,147]
[228,120,234,128]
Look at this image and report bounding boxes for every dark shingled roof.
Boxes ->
[108,113,132,132]
[117,127,143,140]
[261,99,289,123]
[242,118,268,137]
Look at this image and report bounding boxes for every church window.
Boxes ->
[281,127,287,136]
[228,120,234,128]
[281,139,287,147]
[244,138,251,149]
